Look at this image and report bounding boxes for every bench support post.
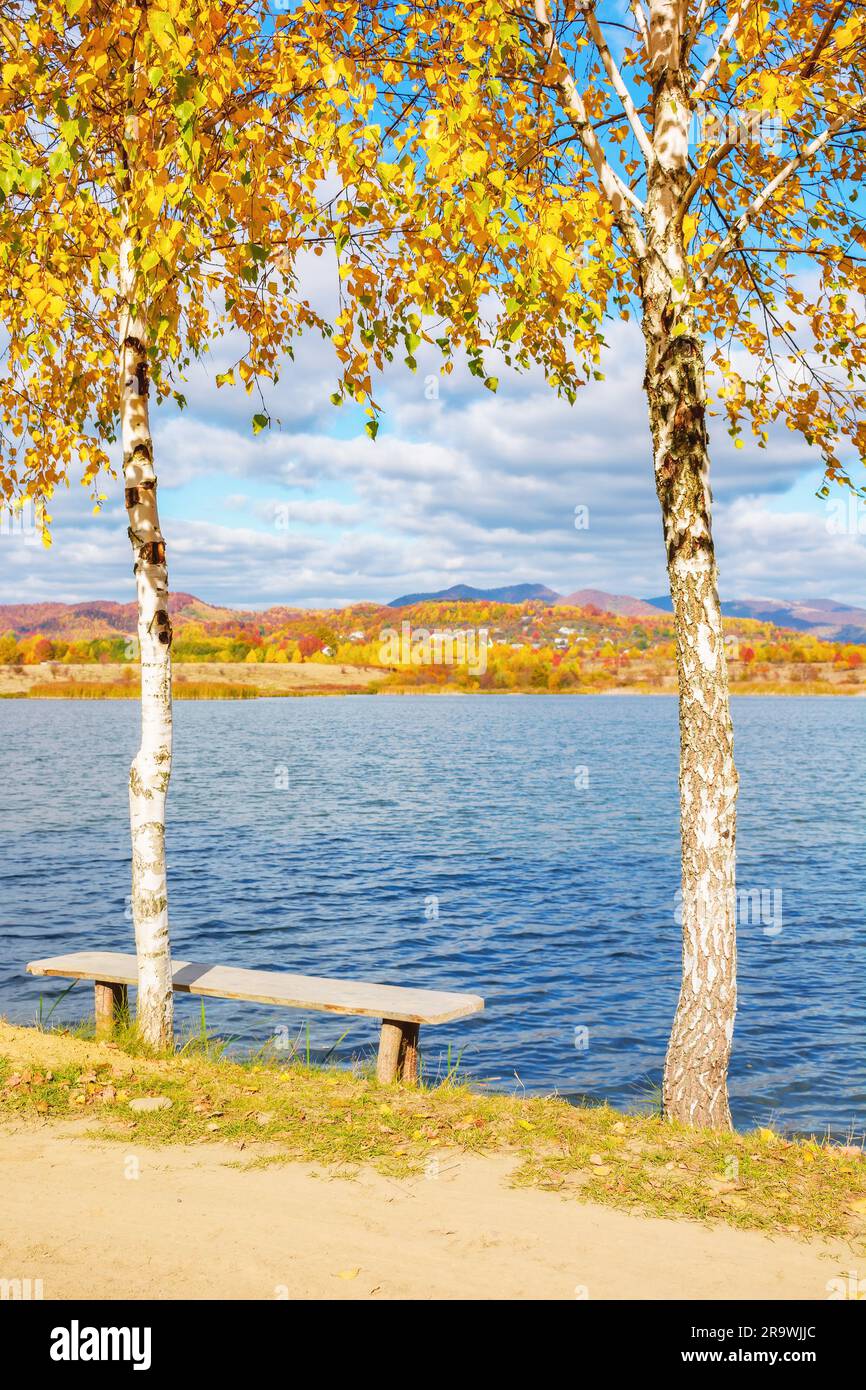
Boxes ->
[95,980,128,1039]
[377,1019,420,1084]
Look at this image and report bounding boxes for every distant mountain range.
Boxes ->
[558,589,663,617]
[387,583,661,615]
[645,594,866,644]
[388,584,866,642]
[2,585,865,643]
[387,582,560,607]
[0,593,238,639]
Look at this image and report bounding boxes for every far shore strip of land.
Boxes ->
[0,661,864,698]
[0,1021,864,1300]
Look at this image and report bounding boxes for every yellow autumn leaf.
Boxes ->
[147,8,174,52]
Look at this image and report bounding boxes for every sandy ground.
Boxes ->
[0,1121,857,1301]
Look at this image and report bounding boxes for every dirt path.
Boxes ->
[0,1122,856,1300]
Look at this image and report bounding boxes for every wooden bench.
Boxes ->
[26,951,484,1084]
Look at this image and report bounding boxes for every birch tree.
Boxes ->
[0,0,390,1045]
[324,0,866,1125]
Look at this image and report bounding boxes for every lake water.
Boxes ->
[0,694,863,1135]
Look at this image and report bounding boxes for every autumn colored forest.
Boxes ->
[1,592,863,696]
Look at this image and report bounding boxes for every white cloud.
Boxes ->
[1,317,863,609]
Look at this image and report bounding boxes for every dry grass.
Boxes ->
[729,679,861,696]
[1,658,862,700]
[1,1020,864,1241]
[17,678,861,699]
[26,681,261,700]
[0,660,384,699]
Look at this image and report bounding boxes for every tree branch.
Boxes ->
[692,10,741,103]
[585,8,655,164]
[528,0,647,261]
[683,0,716,57]
[802,0,850,79]
[697,116,854,284]
[630,0,651,56]
[679,138,737,217]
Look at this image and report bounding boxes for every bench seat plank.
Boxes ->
[26,951,484,1026]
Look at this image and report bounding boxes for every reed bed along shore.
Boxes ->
[23,681,260,699]
[3,676,864,699]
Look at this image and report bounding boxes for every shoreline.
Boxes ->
[0,661,863,700]
[3,686,863,699]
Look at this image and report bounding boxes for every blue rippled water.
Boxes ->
[0,693,863,1135]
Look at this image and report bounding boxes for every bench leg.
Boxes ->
[377,1019,421,1084]
[95,981,127,1039]
[400,1022,419,1084]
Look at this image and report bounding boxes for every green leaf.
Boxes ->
[252,413,269,435]
[48,149,72,176]
[20,167,42,194]
[365,419,379,440]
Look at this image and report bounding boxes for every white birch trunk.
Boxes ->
[642,3,738,1128]
[120,240,174,1049]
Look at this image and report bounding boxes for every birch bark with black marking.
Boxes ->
[120,240,174,1049]
[642,3,738,1128]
